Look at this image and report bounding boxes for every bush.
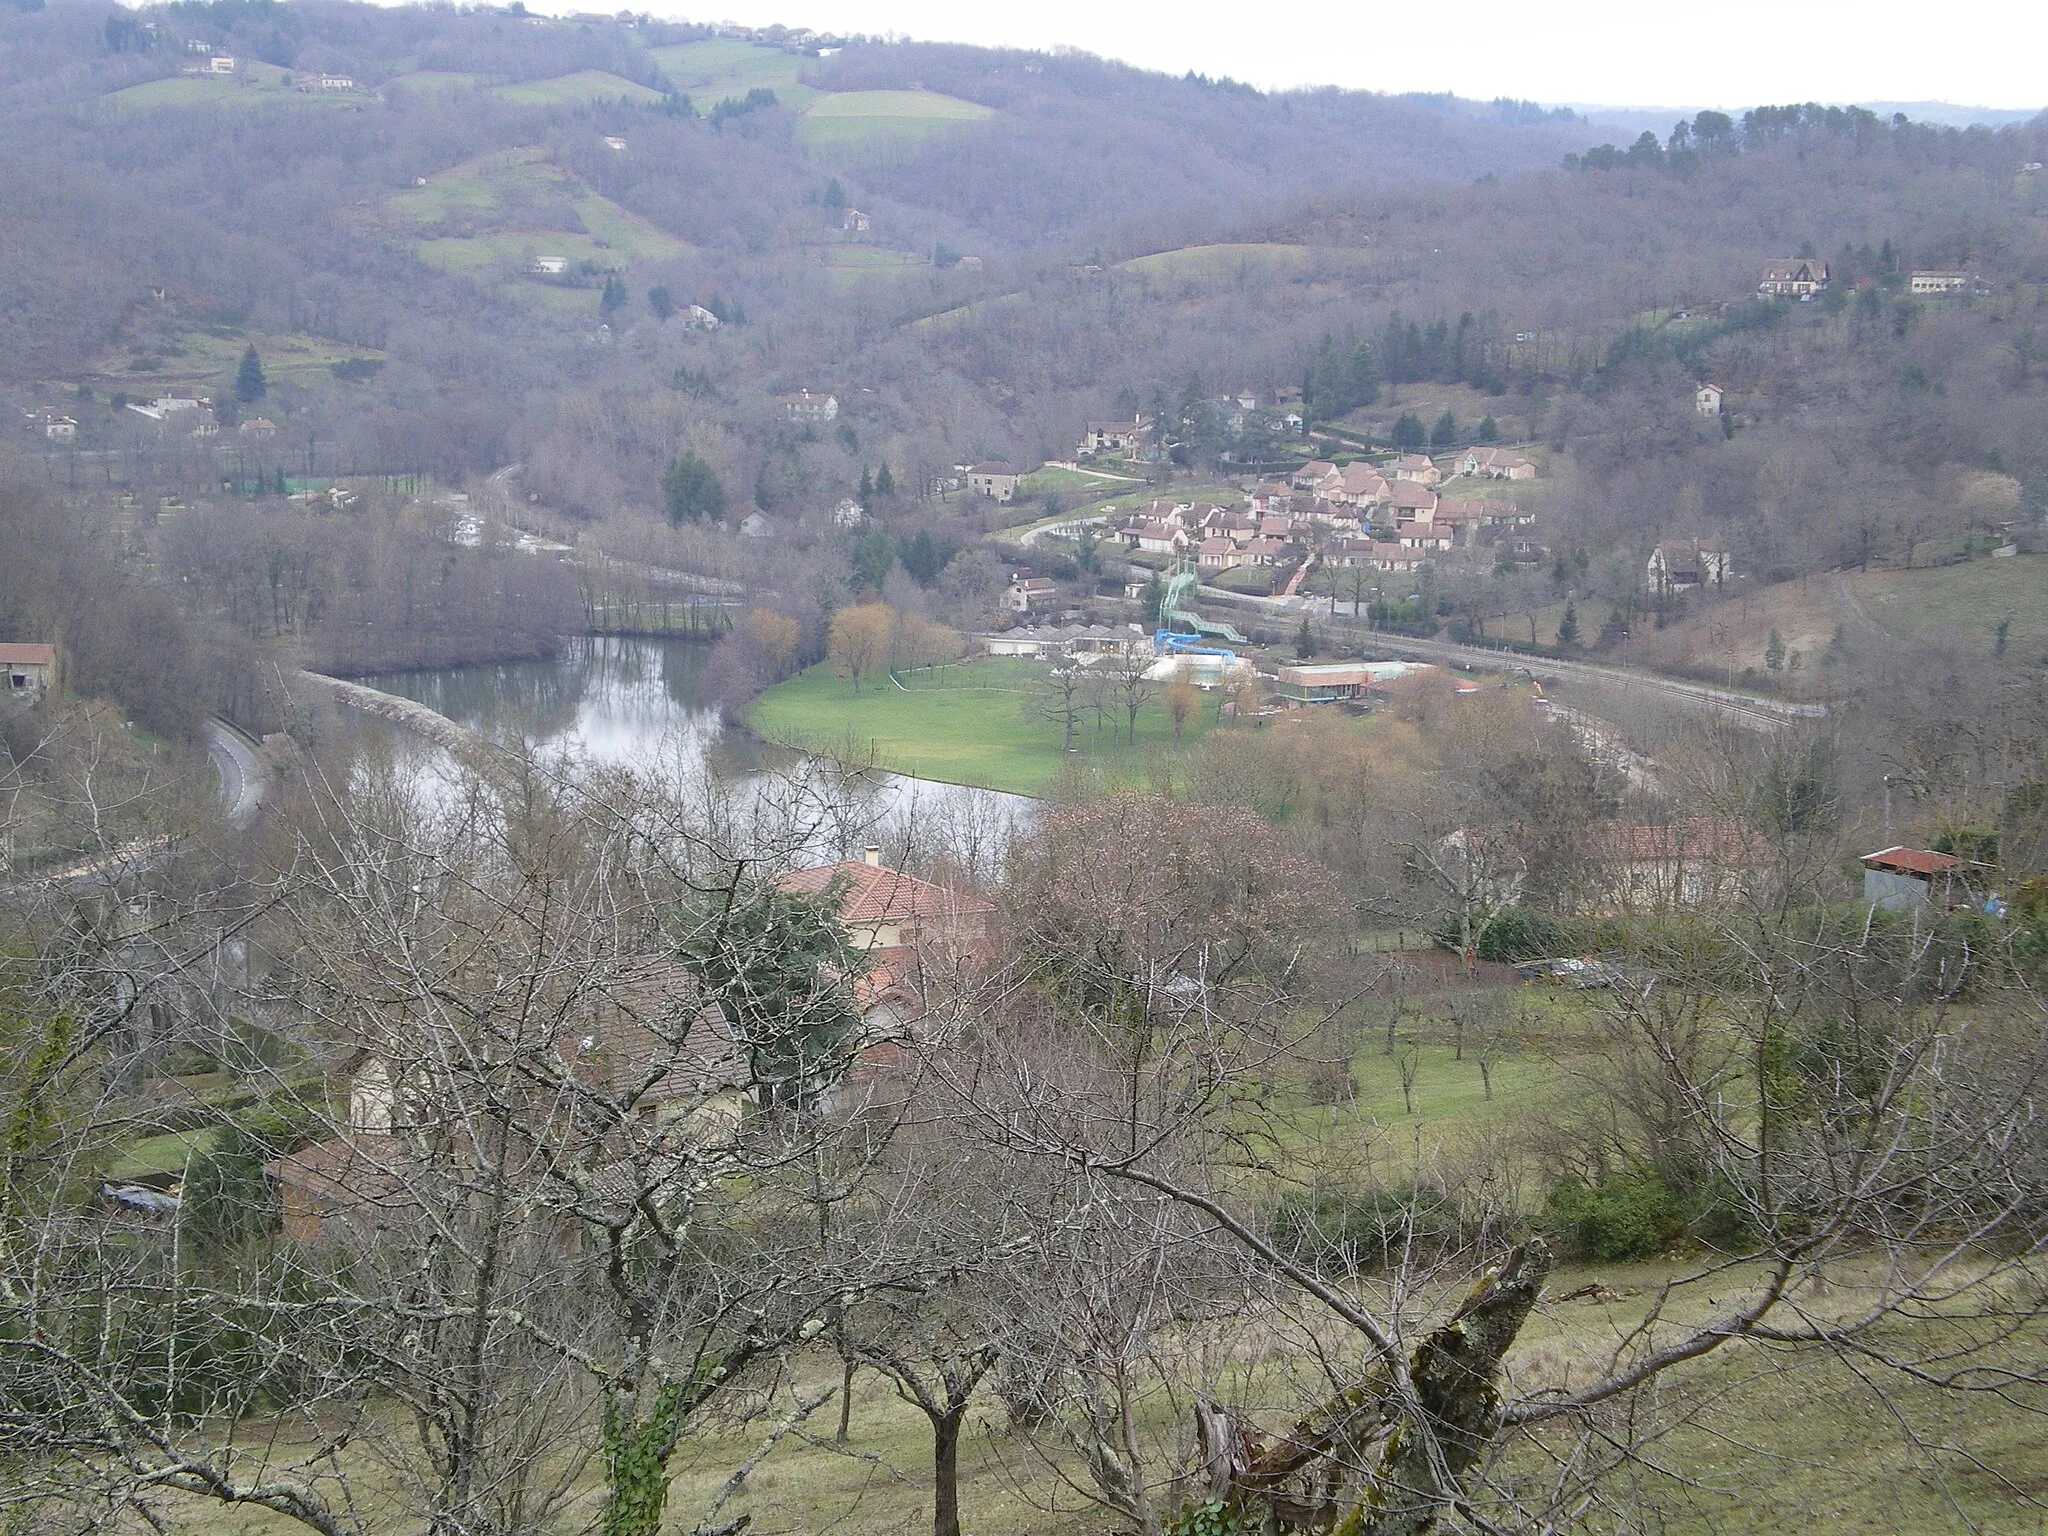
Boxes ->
[1545,1173,1690,1262]
[1269,1183,1462,1273]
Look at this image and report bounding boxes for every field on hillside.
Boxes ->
[1621,553,2048,679]
[100,63,360,113]
[748,656,1223,794]
[377,147,686,275]
[1117,242,1356,283]
[795,88,995,159]
[491,69,665,107]
[649,38,820,109]
[382,70,484,96]
[88,326,383,392]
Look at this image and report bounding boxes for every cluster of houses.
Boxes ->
[23,397,276,444]
[1097,446,1543,582]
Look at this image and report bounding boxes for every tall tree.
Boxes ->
[235,344,266,403]
[662,452,727,524]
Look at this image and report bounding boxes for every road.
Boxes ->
[204,717,267,829]
[1214,591,1826,730]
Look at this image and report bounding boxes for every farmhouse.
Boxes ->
[42,415,76,441]
[1,643,57,696]
[528,255,569,275]
[208,54,237,74]
[778,390,839,423]
[1646,539,1732,596]
[1758,258,1829,297]
[1695,382,1724,416]
[965,462,1020,502]
[842,209,871,233]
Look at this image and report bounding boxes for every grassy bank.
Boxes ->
[747,657,1219,795]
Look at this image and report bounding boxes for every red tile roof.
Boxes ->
[1860,846,1961,876]
[0,643,56,666]
[779,860,993,925]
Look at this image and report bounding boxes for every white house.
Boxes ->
[1908,270,1971,296]
[208,54,237,74]
[1646,539,1732,596]
[603,135,628,151]
[778,390,839,423]
[529,255,569,275]
[682,304,722,329]
[832,497,865,528]
[1695,382,1724,416]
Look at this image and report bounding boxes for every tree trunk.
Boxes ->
[931,1409,965,1536]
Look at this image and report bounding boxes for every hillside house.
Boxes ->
[43,416,76,441]
[779,390,839,423]
[1758,258,1829,297]
[295,72,355,90]
[603,135,628,150]
[738,511,776,539]
[1860,846,1971,911]
[842,209,871,233]
[1005,576,1059,613]
[1081,417,1154,456]
[1204,509,1256,543]
[1388,481,1438,520]
[208,54,237,73]
[1,643,57,696]
[1908,270,1971,295]
[1397,523,1454,551]
[682,304,722,328]
[1292,460,1340,492]
[832,497,865,527]
[1695,382,1724,416]
[1197,537,1246,571]
[1646,539,1732,596]
[1332,463,1389,506]
[528,255,569,275]
[1243,535,1292,566]
[966,463,1020,502]
[1128,521,1186,555]
[239,416,277,439]
[1580,822,1769,914]
[1392,453,1440,485]
[1458,448,1536,481]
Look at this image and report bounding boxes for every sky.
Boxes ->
[630,0,2047,113]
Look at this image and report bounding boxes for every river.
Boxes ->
[353,636,1032,864]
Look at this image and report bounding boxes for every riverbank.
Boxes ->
[746,657,1217,797]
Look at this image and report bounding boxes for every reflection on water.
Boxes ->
[353,636,1031,865]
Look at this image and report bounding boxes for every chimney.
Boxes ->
[863,845,882,867]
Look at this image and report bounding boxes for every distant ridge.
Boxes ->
[1567,100,2043,138]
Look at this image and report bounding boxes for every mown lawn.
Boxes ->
[747,657,1219,795]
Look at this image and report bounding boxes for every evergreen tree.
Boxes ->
[1556,601,1580,648]
[1477,415,1499,442]
[1765,628,1786,671]
[1430,410,1459,448]
[235,345,266,403]
[1141,574,1165,627]
[662,451,727,524]
[1295,618,1316,659]
[874,462,895,497]
[1393,412,1427,449]
[647,286,675,321]
[599,274,628,319]
[902,528,948,586]
[1596,605,1628,649]
[858,465,873,501]
[850,526,895,592]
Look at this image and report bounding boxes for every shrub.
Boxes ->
[1269,1183,1462,1273]
[1544,1173,1690,1262]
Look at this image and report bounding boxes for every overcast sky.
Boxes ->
[635,0,2045,112]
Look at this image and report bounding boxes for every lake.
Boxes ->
[353,636,1032,864]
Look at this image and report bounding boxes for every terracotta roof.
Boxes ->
[1860,846,1961,876]
[0,643,56,666]
[1389,483,1437,509]
[779,860,993,925]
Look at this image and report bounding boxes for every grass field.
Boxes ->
[1116,242,1334,282]
[748,657,1221,795]
[378,147,687,275]
[491,69,665,107]
[1019,465,1135,496]
[100,63,360,113]
[1621,551,2048,678]
[648,38,821,110]
[90,326,383,392]
[382,70,484,96]
[795,88,994,159]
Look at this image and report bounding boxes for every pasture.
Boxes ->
[649,38,820,109]
[491,69,665,107]
[795,89,995,160]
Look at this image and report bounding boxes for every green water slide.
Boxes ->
[1161,566,1247,643]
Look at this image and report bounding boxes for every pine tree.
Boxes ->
[600,275,627,319]
[858,465,873,501]
[235,345,266,403]
[662,452,727,524]
[1430,410,1458,448]
[874,462,895,497]
[1295,619,1316,659]
[1477,415,1499,442]
[1556,602,1580,648]
[1765,628,1786,671]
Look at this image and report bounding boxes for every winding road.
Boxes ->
[204,717,267,829]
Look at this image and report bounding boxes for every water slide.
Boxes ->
[1160,567,1247,643]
